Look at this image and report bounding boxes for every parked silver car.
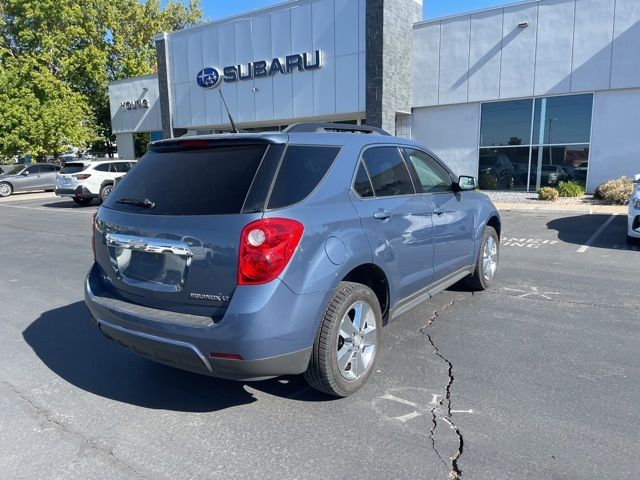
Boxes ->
[0,163,61,197]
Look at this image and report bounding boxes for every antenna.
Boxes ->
[218,90,239,133]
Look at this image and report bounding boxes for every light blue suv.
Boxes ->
[85,123,500,397]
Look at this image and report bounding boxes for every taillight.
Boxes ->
[238,218,304,285]
[73,174,91,180]
[91,212,97,259]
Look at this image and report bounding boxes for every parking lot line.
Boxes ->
[576,214,619,253]
[0,204,95,214]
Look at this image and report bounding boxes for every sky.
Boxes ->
[194,0,525,22]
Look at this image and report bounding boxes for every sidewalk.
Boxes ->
[0,192,56,203]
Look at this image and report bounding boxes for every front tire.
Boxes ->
[0,182,12,198]
[304,281,382,397]
[465,226,499,290]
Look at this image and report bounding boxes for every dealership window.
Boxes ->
[478,94,593,191]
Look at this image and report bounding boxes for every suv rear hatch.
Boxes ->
[94,138,285,318]
[57,162,90,189]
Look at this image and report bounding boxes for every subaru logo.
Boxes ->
[196,67,221,89]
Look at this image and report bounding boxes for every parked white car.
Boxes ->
[628,174,640,243]
[55,160,136,205]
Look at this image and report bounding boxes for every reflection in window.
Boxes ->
[362,147,414,197]
[531,145,589,190]
[480,100,533,147]
[478,147,530,191]
[533,94,593,145]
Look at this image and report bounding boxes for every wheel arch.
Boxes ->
[341,263,390,324]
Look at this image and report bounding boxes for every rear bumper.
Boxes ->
[55,186,97,198]
[84,263,327,380]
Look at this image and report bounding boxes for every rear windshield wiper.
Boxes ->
[115,197,156,209]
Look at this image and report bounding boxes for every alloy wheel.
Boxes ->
[336,301,377,381]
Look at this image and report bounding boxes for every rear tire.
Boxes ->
[0,182,12,198]
[72,197,93,206]
[100,184,114,202]
[304,281,382,397]
[465,226,499,291]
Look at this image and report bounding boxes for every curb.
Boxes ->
[494,202,627,215]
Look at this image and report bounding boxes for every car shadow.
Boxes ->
[546,214,629,249]
[41,200,98,209]
[23,302,331,412]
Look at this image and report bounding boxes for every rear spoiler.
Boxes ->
[148,134,288,152]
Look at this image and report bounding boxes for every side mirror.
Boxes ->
[22,170,29,176]
[634,174,640,183]
[457,175,476,191]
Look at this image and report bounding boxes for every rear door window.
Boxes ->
[104,145,268,215]
[112,162,131,173]
[94,164,110,172]
[362,147,415,197]
[267,146,340,209]
[61,163,87,174]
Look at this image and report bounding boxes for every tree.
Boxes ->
[0,0,202,158]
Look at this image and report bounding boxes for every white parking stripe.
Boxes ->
[576,214,619,253]
[0,204,96,214]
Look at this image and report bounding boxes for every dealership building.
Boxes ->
[109,0,640,192]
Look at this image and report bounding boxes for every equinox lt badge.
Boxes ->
[190,293,230,302]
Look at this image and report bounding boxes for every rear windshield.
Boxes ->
[60,163,87,174]
[103,145,267,215]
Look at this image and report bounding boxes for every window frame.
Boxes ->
[350,144,418,200]
[478,92,595,192]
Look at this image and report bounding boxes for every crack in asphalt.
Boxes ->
[2,381,148,479]
[398,293,473,479]
[425,333,464,479]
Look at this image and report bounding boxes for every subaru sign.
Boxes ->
[196,50,322,89]
[196,67,222,89]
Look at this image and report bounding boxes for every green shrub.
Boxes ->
[594,177,634,204]
[538,187,559,201]
[557,181,584,197]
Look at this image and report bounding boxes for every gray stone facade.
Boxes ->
[366,0,422,133]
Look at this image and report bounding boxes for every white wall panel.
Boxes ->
[235,20,255,122]
[271,9,293,120]
[610,0,640,89]
[292,4,314,118]
[335,0,359,56]
[335,54,359,113]
[187,32,206,127]
[588,89,640,191]
[438,16,471,105]
[468,10,503,102]
[173,82,192,128]
[411,103,481,177]
[534,0,575,95]
[571,0,615,92]
[358,52,366,112]
[252,15,274,121]
[313,0,336,116]
[170,35,189,84]
[412,23,440,107]
[500,3,538,99]
[202,27,223,126]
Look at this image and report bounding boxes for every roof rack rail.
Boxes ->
[283,122,391,136]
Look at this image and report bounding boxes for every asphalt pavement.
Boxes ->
[0,195,638,479]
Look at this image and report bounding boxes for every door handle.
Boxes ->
[433,207,445,216]
[373,210,391,220]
